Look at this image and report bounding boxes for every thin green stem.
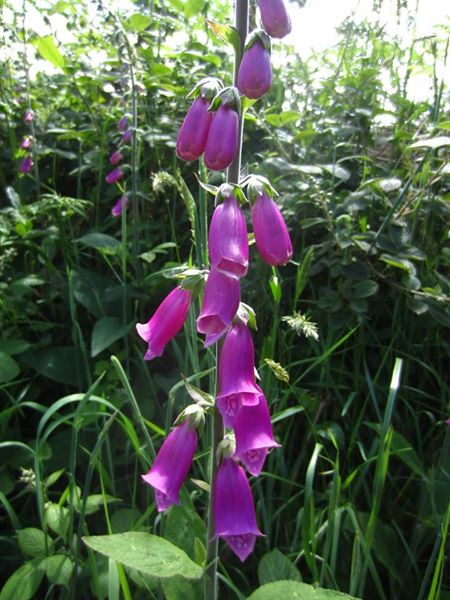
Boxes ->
[204,2,248,599]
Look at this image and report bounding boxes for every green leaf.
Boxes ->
[76,232,120,251]
[184,0,206,18]
[83,533,203,580]
[265,111,301,127]
[409,136,450,150]
[0,558,45,600]
[258,550,302,585]
[17,528,54,559]
[44,503,70,540]
[0,339,31,355]
[0,353,20,383]
[128,13,151,31]
[162,576,202,600]
[21,346,88,387]
[91,317,127,357]
[44,554,74,586]
[248,581,361,599]
[33,35,65,69]
[351,280,379,299]
[164,491,206,559]
[206,20,240,53]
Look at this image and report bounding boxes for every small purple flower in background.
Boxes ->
[208,190,249,278]
[213,457,263,561]
[111,194,129,217]
[136,286,192,361]
[176,96,213,162]
[196,268,240,347]
[109,149,122,165]
[122,129,133,144]
[258,0,292,39]
[142,420,197,512]
[216,320,261,428]
[23,109,34,123]
[251,190,293,266]
[105,167,123,185]
[234,390,280,476]
[20,156,33,174]
[204,104,239,171]
[20,137,32,150]
[118,116,128,131]
[238,34,272,100]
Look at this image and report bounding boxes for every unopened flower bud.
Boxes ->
[105,167,123,185]
[204,105,239,171]
[258,0,292,39]
[20,156,33,173]
[176,96,213,162]
[238,33,272,99]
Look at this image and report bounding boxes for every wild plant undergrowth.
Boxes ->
[0,0,449,599]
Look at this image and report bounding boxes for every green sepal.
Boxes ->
[208,86,241,116]
[186,77,222,100]
[244,28,271,54]
[216,434,236,463]
[206,19,241,55]
[214,183,247,207]
[244,175,279,205]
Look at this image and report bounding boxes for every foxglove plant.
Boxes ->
[237,30,272,99]
[258,0,292,39]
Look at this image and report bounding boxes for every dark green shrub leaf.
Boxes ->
[0,353,20,383]
[0,558,45,600]
[91,317,127,357]
[17,528,54,559]
[44,503,70,540]
[258,549,302,585]
[76,233,120,251]
[248,581,361,599]
[43,554,74,586]
[83,532,203,580]
[351,280,379,299]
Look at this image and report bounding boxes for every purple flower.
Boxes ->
[216,320,261,428]
[142,421,197,512]
[136,286,192,360]
[204,105,239,171]
[20,156,33,174]
[118,116,128,131]
[238,40,272,100]
[105,167,123,185]
[214,457,263,561]
[20,137,32,150]
[235,391,280,476]
[176,96,213,162]
[258,0,292,39]
[196,268,240,347]
[208,194,248,278]
[251,191,293,266]
[23,109,34,123]
[122,130,133,144]
[111,194,129,217]
[109,150,122,165]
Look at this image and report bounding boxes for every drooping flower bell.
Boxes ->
[249,179,293,266]
[122,129,133,144]
[176,78,220,162]
[258,0,292,39]
[24,109,34,123]
[216,319,261,428]
[208,185,249,278]
[117,116,128,131]
[111,194,129,217]
[142,420,197,512]
[20,156,33,174]
[204,88,240,172]
[235,390,280,476]
[109,149,122,165]
[196,268,240,347]
[214,457,263,561]
[105,166,123,185]
[136,286,192,360]
[20,137,32,150]
[238,31,272,100]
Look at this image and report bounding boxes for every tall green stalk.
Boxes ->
[204,2,248,599]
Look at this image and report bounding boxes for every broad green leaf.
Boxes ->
[265,111,301,127]
[44,554,74,586]
[17,528,54,559]
[83,533,203,580]
[44,503,70,540]
[206,19,240,53]
[33,35,65,69]
[128,13,151,31]
[0,353,20,383]
[0,558,45,600]
[409,136,450,150]
[0,339,30,355]
[21,346,88,387]
[162,576,202,600]
[165,490,206,559]
[248,580,361,599]
[258,550,302,585]
[184,0,206,18]
[351,280,379,299]
[76,232,120,251]
[91,317,127,357]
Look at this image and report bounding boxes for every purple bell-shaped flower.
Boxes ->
[238,32,272,100]
[136,286,192,360]
[105,167,123,185]
[20,156,33,174]
[251,189,293,266]
[111,194,129,217]
[176,96,213,162]
[214,457,263,561]
[142,420,197,512]
[208,187,249,278]
[204,104,239,171]
[216,320,261,428]
[197,268,240,347]
[258,0,292,39]
[235,390,280,476]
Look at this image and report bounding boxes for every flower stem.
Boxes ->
[204,2,249,599]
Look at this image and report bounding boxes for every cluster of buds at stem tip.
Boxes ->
[258,0,292,39]
[177,83,240,172]
[238,30,272,100]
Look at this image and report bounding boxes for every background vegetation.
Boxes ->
[0,0,449,598]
